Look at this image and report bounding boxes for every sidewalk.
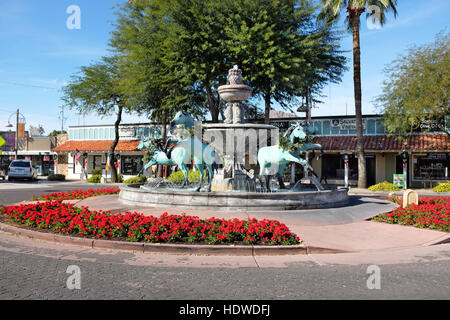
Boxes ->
[348,187,450,197]
[75,195,449,254]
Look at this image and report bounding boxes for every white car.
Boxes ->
[8,160,38,181]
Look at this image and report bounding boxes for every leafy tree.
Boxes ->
[111,0,346,126]
[222,0,347,123]
[377,31,450,139]
[318,0,398,188]
[28,125,45,137]
[62,56,130,183]
[48,130,67,137]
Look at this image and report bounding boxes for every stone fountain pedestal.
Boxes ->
[202,66,278,191]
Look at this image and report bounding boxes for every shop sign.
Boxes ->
[426,153,447,160]
[119,127,136,137]
[418,119,445,132]
[331,119,366,130]
[393,174,406,188]
[271,121,290,130]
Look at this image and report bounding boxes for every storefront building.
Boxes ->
[0,131,57,175]
[267,114,450,188]
[53,114,449,187]
[52,123,162,180]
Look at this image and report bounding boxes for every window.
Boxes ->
[69,129,74,140]
[413,153,449,180]
[121,155,144,176]
[313,121,322,135]
[110,128,115,139]
[322,154,358,179]
[138,127,144,138]
[99,128,104,139]
[94,128,98,139]
[322,120,331,135]
[376,120,385,134]
[89,129,93,140]
[144,127,150,138]
[367,119,376,134]
[105,128,110,139]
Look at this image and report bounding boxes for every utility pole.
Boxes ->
[15,108,19,160]
[59,106,67,132]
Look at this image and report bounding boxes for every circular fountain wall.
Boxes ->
[119,185,349,211]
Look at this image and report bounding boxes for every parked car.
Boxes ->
[8,160,38,181]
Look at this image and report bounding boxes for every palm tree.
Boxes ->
[318,0,397,188]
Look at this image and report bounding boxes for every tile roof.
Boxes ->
[313,134,450,152]
[52,140,141,152]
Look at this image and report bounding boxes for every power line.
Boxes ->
[0,80,59,90]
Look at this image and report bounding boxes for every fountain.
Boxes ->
[119,66,349,211]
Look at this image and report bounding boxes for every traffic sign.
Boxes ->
[0,135,5,155]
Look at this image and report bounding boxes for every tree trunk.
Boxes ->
[157,109,168,178]
[206,85,220,123]
[350,8,367,188]
[264,88,271,124]
[109,103,123,183]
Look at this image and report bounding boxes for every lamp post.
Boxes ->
[5,109,26,160]
[401,150,409,190]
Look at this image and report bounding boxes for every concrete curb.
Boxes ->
[0,222,310,256]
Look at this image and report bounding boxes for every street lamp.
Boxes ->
[4,109,26,160]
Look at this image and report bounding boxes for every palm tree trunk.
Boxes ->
[350,8,367,188]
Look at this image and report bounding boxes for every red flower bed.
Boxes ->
[374,196,449,232]
[0,201,301,245]
[31,188,121,201]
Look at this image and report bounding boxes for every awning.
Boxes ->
[313,134,450,152]
[52,140,141,153]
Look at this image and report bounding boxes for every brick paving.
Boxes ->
[0,231,449,299]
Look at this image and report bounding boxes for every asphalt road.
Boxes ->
[0,182,449,300]
[0,180,114,206]
[0,233,449,300]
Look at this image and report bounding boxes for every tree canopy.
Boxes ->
[377,31,450,138]
[62,55,130,182]
[110,0,347,123]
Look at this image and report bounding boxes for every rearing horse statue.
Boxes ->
[257,122,323,191]
[138,111,216,192]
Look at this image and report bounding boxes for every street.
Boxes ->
[0,183,449,300]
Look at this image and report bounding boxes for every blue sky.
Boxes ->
[0,0,448,133]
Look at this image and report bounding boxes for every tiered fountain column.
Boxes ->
[203,66,277,191]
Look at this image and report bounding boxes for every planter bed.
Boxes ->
[0,200,302,247]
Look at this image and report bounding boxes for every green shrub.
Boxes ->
[168,170,201,184]
[117,173,124,183]
[91,169,103,176]
[87,175,102,183]
[124,175,147,184]
[47,174,66,181]
[433,182,450,192]
[368,181,399,191]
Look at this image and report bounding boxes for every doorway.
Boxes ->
[366,156,376,187]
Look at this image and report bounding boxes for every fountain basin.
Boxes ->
[119,185,349,211]
[217,84,252,102]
